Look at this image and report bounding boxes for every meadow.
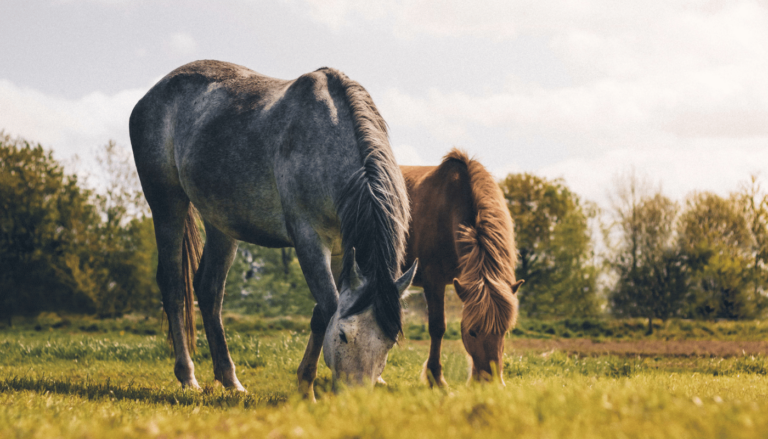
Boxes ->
[2,314,768,438]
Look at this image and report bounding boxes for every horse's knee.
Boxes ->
[429,320,446,339]
[310,305,328,334]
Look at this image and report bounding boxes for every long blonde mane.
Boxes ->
[445,149,519,334]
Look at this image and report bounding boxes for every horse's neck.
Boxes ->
[402,164,474,281]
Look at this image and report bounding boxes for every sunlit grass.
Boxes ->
[3,327,768,438]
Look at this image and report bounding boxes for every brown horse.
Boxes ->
[401,149,523,385]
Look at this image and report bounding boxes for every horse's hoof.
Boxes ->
[427,376,448,388]
[420,360,447,388]
[376,376,387,386]
[181,380,203,391]
[228,383,247,393]
[298,381,317,403]
[225,380,247,393]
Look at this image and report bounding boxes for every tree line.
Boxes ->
[2,133,767,326]
[603,172,768,332]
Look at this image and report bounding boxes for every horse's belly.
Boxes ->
[201,197,293,248]
[182,171,293,247]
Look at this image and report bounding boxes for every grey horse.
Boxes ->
[129,60,417,398]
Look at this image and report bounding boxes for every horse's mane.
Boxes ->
[443,149,519,335]
[321,68,410,341]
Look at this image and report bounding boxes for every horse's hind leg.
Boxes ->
[194,223,245,392]
[152,196,201,390]
[422,280,448,387]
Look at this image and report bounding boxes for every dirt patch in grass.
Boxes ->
[509,338,768,357]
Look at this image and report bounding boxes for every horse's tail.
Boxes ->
[176,204,202,353]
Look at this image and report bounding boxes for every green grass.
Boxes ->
[11,308,768,341]
[403,317,768,341]
[508,318,768,341]
[3,320,768,438]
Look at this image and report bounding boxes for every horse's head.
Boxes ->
[323,251,418,389]
[454,278,524,383]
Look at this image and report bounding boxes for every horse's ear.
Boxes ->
[395,259,418,297]
[510,279,524,294]
[347,247,365,290]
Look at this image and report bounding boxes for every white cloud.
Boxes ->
[329,1,768,207]
[357,1,768,140]
[378,88,470,145]
[54,0,140,5]
[289,1,768,42]
[489,162,521,180]
[297,0,768,146]
[168,32,197,56]
[537,143,768,207]
[0,79,147,164]
[391,143,426,166]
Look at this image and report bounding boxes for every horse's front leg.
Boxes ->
[297,305,326,402]
[422,281,448,387]
[290,225,339,401]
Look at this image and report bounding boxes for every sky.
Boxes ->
[2,0,768,208]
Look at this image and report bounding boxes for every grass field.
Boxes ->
[3,315,768,438]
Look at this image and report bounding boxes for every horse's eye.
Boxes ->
[468,329,478,338]
[339,331,348,343]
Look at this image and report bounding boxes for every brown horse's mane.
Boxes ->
[443,149,518,335]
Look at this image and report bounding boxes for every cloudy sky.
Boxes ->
[2,0,767,206]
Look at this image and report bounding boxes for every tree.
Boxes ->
[0,133,98,322]
[678,191,767,320]
[606,172,688,333]
[738,175,768,305]
[87,141,157,316]
[0,134,159,322]
[501,173,600,318]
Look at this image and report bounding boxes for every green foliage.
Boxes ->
[507,317,768,341]
[740,176,768,299]
[501,173,600,318]
[0,133,99,320]
[0,134,158,321]
[224,244,315,316]
[605,174,689,331]
[606,174,768,324]
[84,141,158,317]
[679,191,768,320]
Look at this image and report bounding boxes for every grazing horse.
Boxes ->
[129,60,417,398]
[401,149,523,385]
